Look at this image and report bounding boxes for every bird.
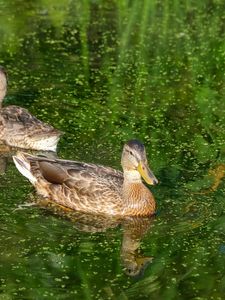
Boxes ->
[13,139,158,216]
[0,66,61,151]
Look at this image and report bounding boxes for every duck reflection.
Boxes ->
[36,199,154,277]
[121,216,154,277]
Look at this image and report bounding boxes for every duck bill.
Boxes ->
[137,161,158,185]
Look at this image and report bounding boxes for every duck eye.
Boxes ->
[129,151,133,155]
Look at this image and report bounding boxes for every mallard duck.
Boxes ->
[0,66,61,151]
[13,140,158,216]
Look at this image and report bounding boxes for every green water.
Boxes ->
[1,0,225,299]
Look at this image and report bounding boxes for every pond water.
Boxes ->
[1,1,225,299]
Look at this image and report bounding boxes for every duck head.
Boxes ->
[121,139,158,185]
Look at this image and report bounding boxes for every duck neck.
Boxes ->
[123,169,142,184]
[122,169,155,215]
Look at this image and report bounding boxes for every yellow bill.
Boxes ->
[137,160,158,185]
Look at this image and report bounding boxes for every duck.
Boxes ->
[0,66,61,151]
[13,139,158,216]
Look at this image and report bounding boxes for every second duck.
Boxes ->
[0,66,61,151]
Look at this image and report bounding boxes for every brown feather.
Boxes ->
[13,139,157,217]
[0,66,61,150]
[39,161,68,184]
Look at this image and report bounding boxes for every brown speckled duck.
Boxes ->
[0,66,61,151]
[13,140,158,216]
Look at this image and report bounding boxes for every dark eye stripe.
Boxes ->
[125,149,135,156]
[126,149,133,154]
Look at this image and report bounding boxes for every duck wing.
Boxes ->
[24,154,124,196]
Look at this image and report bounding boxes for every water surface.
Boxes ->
[0,1,225,299]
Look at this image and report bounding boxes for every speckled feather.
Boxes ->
[0,106,61,150]
[29,155,125,214]
[13,140,157,217]
[0,66,61,151]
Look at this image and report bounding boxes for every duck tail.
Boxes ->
[13,152,37,184]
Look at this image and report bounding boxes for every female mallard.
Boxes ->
[13,140,158,216]
[0,66,61,151]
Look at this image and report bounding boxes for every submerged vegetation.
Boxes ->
[0,0,225,299]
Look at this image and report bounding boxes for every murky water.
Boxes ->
[1,1,225,299]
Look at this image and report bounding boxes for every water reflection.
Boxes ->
[121,216,154,277]
[36,199,154,278]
